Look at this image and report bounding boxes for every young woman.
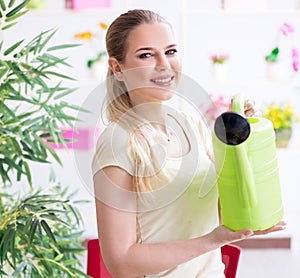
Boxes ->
[92,9,285,278]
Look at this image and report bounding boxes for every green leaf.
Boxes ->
[38,29,56,53]
[54,253,64,261]
[5,9,28,22]
[44,71,76,81]
[0,0,6,11]
[1,21,18,30]
[47,43,80,52]
[0,101,18,119]
[29,218,39,243]
[8,0,17,8]
[23,161,32,187]
[53,87,78,100]
[40,220,56,243]
[9,229,16,267]
[6,0,29,18]
[12,261,27,277]
[67,266,90,277]
[3,40,24,56]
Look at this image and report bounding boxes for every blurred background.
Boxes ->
[3,0,300,276]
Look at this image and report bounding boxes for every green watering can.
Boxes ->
[212,94,284,231]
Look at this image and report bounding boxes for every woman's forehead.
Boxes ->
[126,23,175,51]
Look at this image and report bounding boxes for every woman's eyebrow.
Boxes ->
[135,44,177,53]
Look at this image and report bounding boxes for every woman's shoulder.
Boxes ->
[96,122,130,147]
[92,122,134,176]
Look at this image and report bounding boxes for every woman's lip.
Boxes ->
[150,75,175,86]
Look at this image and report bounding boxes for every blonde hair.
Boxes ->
[104,10,171,193]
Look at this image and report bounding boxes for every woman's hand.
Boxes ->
[244,99,261,117]
[209,221,287,247]
[229,98,262,117]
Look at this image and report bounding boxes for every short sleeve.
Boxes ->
[92,123,134,176]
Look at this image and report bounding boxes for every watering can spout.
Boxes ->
[215,94,257,208]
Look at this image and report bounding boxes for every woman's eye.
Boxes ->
[166,49,177,55]
[139,53,152,59]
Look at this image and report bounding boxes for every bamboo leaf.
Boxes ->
[8,0,16,8]
[12,261,27,277]
[40,214,70,227]
[40,220,56,243]
[1,21,18,30]
[9,229,16,267]
[53,88,78,100]
[38,29,56,53]
[23,161,32,187]
[0,101,18,119]
[29,218,39,243]
[0,0,6,11]
[5,9,28,22]
[6,0,29,18]
[54,253,64,261]
[33,133,62,165]
[3,39,24,56]
[16,159,23,181]
[47,43,80,52]
[44,71,76,81]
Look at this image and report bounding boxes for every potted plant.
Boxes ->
[262,102,299,148]
[265,23,299,81]
[209,53,230,82]
[73,22,108,81]
[0,0,89,276]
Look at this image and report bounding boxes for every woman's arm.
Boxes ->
[94,166,285,278]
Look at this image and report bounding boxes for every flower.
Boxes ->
[210,53,229,64]
[280,23,294,36]
[74,22,108,68]
[263,102,299,131]
[292,48,299,71]
[265,23,298,72]
[203,94,230,126]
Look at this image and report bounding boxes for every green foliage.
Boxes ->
[265,47,279,62]
[0,1,90,277]
[0,8,82,186]
[0,184,89,277]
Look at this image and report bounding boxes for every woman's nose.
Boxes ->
[155,53,170,71]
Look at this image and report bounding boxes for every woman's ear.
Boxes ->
[108,57,124,81]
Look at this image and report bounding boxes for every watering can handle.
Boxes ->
[232,93,246,115]
[232,94,258,208]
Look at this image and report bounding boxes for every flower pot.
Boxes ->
[211,63,228,82]
[265,62,286,81]
[275,128,292,148]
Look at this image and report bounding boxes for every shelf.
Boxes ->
[198,77,300,88]
[183,9,300,16]
[27,8,118,17]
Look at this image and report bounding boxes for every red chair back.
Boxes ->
[87,239,241,278]
[221,244,241,278]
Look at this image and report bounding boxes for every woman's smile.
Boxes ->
[150,74,175,87]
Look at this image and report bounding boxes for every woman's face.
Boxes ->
[117,22,182,105]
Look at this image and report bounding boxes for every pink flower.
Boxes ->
[210,53,229,64]
[292,48,299,72]
[203,94,230,125]
[280,23,294,36]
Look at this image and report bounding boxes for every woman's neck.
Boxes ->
[133,102,168,125]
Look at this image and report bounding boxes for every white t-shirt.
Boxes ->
[92,112,225,278]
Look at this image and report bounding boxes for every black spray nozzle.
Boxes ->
[214,112,251,145]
